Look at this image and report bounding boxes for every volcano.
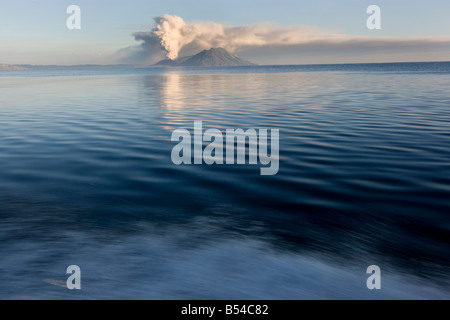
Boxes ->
[153,48,256,67]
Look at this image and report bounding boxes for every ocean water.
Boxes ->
[0,62,449,299]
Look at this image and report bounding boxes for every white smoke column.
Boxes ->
[153,15,187,60]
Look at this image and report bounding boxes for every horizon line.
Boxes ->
[2,60,450,69]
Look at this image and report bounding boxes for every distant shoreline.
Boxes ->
[1,60,450,72]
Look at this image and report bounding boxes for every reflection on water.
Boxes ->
[0,64,450,299]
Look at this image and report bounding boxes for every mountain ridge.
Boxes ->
[154,48,256,67]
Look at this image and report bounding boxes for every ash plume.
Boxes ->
[115,14,450,65]
[131,14,344,61]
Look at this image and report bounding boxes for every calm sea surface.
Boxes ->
[0,63,449,299]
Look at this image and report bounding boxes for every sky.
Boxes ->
[1,0,450,65]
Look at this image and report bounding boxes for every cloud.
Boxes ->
[114,34,165,65]
[116,14,450,65]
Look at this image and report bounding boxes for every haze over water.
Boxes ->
[0,63,449,299]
